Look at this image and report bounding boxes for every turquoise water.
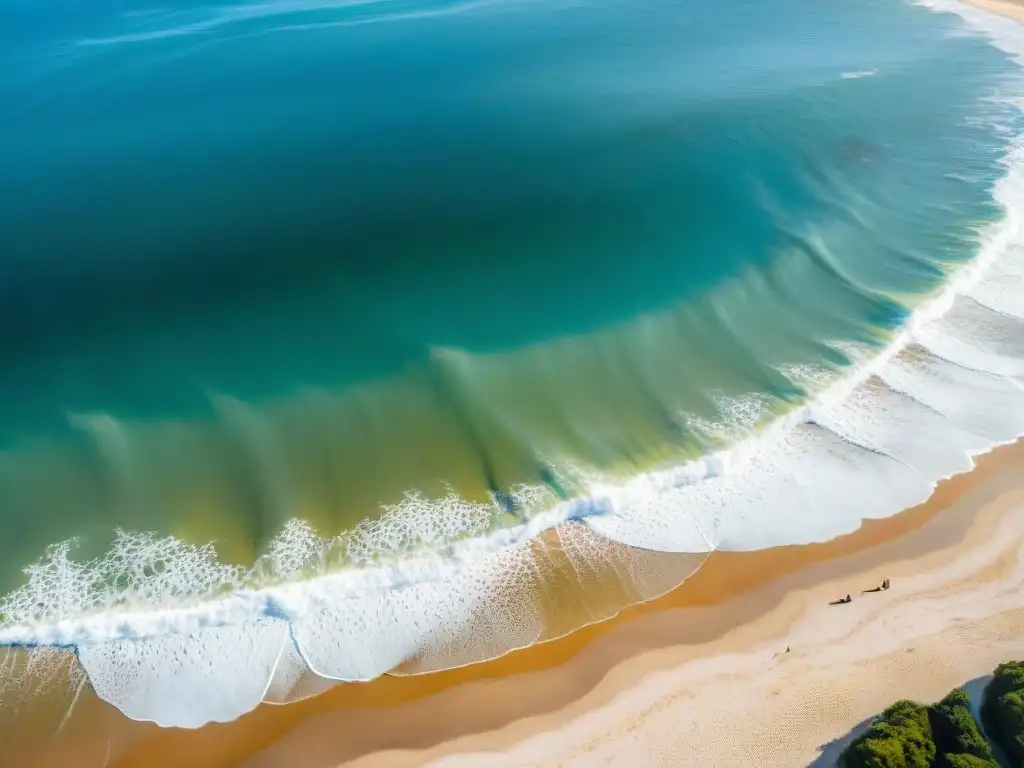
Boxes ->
[1,0,1024,728]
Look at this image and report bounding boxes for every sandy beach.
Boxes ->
[961,0,1024,23]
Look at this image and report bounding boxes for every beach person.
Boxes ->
[863,579,888,594]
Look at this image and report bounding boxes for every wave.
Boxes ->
[76,0,504,46]
[3,0,1024,731]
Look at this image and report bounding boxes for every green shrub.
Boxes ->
[928,688,997,768]
[982,661,1024,765]
[839,663,1024,768]
[840,700,936,768]
[941,755,1001,768]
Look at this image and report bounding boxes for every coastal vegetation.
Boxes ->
[839,699,936,767]
[981,661,1024,765]
[930,690,997,768]
[838,662,1024,768]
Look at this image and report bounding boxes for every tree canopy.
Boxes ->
[980,660,1024,765]
[840,700,935,768]
[838,673,1014,768]
[928,689,997,768]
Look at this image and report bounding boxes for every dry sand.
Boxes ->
[10,437,1023,768]
[962,0,1024,23]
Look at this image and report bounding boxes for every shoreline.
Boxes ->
[250,438,1024,768]
[15,434,1024,767]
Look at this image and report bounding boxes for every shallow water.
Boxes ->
[1,0,1023,729]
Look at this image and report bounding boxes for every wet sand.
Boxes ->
[11,435,1024,768]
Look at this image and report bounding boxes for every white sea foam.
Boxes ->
[841,69,878,79]
[2,0,1024,731]
[77,0,505,46]
[77,618,289,728]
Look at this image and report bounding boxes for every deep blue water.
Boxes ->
[0,0,1018,579]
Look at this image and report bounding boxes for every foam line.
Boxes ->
[290,543,543,681]
[76,617,289,727]
[262,636,315,704]
[915,296,1024,377]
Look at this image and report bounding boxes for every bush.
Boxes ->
[840,700,936,768]
[838,663,1024,768]
[941,755,1001,768]
[981,660,1024,765]
[928,689,997,767]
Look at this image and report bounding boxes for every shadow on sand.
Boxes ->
[807,717,873,767]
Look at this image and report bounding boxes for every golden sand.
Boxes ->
[962,0,1024,23]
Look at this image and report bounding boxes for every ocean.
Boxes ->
[1,0,1023,729]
